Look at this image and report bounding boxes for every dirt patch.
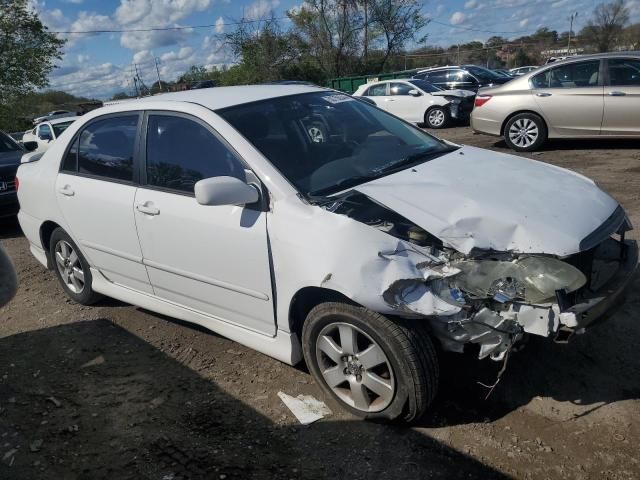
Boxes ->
[1,127,640,479]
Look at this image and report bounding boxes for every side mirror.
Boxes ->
[23,141,38,152]
[194,176,260,206]
[39,132,52,141]
[408,89,422,97]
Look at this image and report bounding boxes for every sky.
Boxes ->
[29,0,640,100]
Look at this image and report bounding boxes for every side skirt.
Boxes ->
[90,268,302,365]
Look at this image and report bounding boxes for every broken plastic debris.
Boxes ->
[277,391,332,425]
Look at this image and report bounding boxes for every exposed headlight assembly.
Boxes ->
[443,96,461,104]
[453,256,586,304]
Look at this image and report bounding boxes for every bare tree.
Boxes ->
[580,0,630,52]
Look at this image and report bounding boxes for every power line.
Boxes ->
[50,16,290,35]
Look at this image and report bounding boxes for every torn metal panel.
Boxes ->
[354,146,621,256]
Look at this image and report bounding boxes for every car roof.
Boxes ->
[543,51,640,66]
[132,85,327,111]
[47,117,77,125]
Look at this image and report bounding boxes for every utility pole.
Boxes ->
[457,44,460,64]
[567,12,578,54]
[154,57,163,92]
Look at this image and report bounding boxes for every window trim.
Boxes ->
[58,111,143,186]
[139,110,256,199]
[604,57,640,87]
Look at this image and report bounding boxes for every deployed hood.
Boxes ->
[355,146,620,256]
[431,89,475,98]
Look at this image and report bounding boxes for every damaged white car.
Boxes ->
[16,85,638,423]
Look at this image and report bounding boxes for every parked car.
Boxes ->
[471,52,640,151]
[17,85,637,422]
[22,118,77,153]
[0,131,25,217]
[191,80,216,89]
[353,79,475,128]
[412,65,512,92]
[509,66,539,76]
[32,110,75,125]
[493,69,515,78]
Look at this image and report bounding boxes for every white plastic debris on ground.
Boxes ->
[277,391,332,425]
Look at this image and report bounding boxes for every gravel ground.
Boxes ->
[1,126,639,479]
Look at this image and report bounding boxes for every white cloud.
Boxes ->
[450,12,466,25]
[215,16,225,34]
[519,18,530,28]
[464,0,478,8]
[245,0,281,20]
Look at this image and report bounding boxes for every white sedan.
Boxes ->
[353,79,475,128]
[22,117,77,153]
[16,85,637,422]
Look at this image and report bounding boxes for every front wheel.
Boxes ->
[504,113,547,151]
[302,302,439,423]
[425,106,450,129]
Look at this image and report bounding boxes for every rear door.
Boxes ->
[531,60,604,136]
[55,113,153,293]
[601,57,640,136]
[363,83,389,110]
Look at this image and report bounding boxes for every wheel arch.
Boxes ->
[500,110,548,137]
[288,286,360,339]
[39,220,62,269]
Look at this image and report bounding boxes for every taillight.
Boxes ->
[474,95,492,107]
[15,176,19,191]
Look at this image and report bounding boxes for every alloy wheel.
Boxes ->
[54,240,85,294]
[508,118,539,147]
[428,109,445,127]
[315,322,395,412]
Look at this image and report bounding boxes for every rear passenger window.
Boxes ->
[145,115,244,194]
[608,58,640,86]
[531,61,600,88]
[76,115,138,181]
[365,84,387,96]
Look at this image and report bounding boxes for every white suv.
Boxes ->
[16,85,637,422]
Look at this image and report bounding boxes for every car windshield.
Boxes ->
[408,79,442,93]
[52,120,74,138]
[218,92,457,197]
[466,66,503,81]
[0,132,19,152]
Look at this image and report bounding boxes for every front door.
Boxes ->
[531,60,604,136]
[55,113,153,293]
[386,82,422,123]
[601,58,640,136]
[134,112,275,335]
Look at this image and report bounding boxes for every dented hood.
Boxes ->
[355,146,620,256]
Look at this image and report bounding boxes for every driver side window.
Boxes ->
[145,114,245,194]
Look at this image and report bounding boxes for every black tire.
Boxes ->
[49,228,102,305]
[503,112,547,152]
[424,106,451,129]
[302,302,439,423]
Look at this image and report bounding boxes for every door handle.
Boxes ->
[385,98,394,101]
[608,91,626,96]
[58,185,74,196]
[535,92,552,97]
[136,203,160,216]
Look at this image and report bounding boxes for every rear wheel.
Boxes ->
[425,106,450,129]
[302,302,439,423]
[50,228,102,305]
[504,113,547,151]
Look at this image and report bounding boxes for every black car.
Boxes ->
[0,131,25,217]
[412,65,512,92]
[190,80,216,89]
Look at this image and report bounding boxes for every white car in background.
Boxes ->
[353,79,475,128]
[32,110,75,125]
[16,85,637,423]
[22,117,77,153]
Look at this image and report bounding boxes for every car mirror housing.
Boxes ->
[408,89,422,97]
[194,176,260,206]
[23,141,38,152]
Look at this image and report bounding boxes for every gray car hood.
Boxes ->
[431,89,475,98]
[354,146,620,256]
